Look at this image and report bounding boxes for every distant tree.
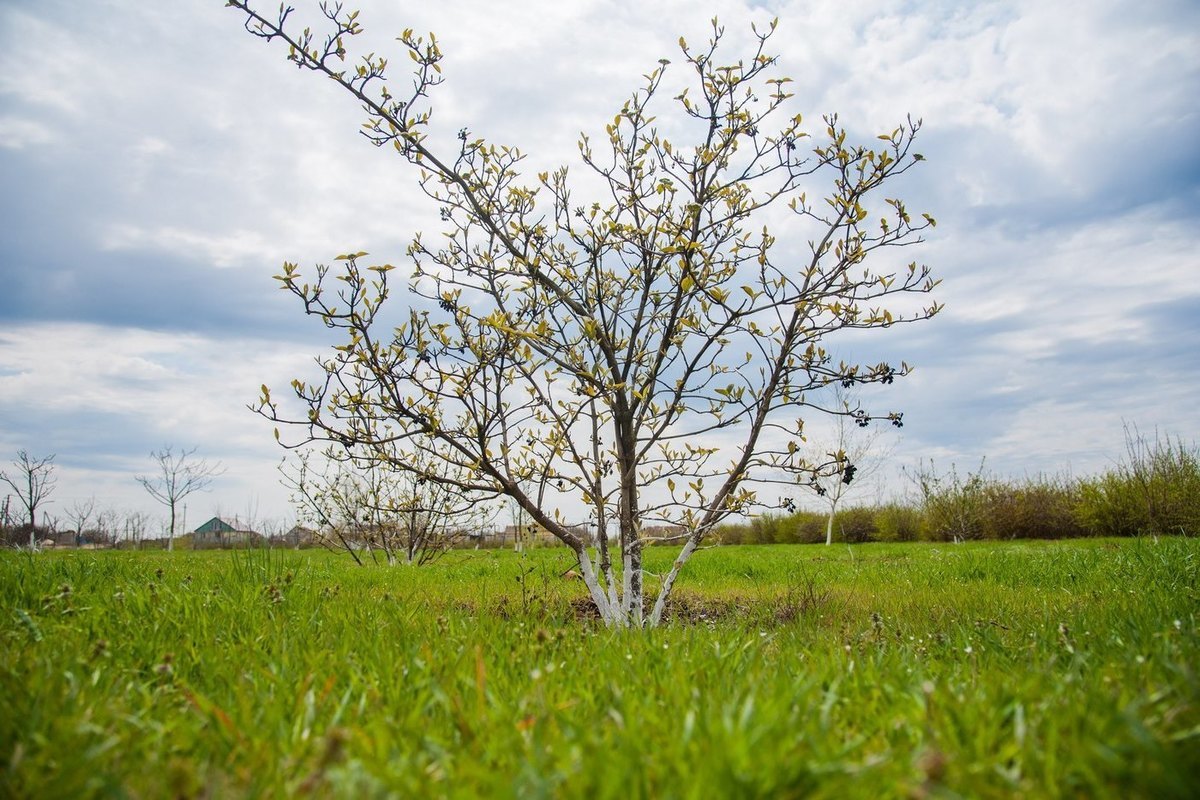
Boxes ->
[122,510,152,548]
[0,450,58,548]
[282,447,492,565]
[504,477,540,553]
[232,3,940,626]
[93,506,121,547]
[0,495,15,547]
[136,446,224,552]
[256,516,288,546]
[1117,423,1200,537]
[907,459,988,542]
[795,384,897,545]
[1077,424,1200,538]
[65,496,97,547]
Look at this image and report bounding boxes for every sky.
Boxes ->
[1,0,1198,535]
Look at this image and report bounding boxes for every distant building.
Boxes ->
[192,516,263,548]
[277,525,319,548]
[46,528,112,548]
[193,517,236,537]
[494,522,604,546]
[500,523,557,546]
[641,524,687,541]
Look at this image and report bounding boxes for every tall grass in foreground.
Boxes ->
[1,539,1198,798]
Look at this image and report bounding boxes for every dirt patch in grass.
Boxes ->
[565,584,833,626]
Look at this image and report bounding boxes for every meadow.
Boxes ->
[2,538,1197,798]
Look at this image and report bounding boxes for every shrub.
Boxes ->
[907,460,989,541]
[873,502,923,542]
[745,513,779,544]
[832,506,877,543]
[789,511,828,544]
[1076,427,1200,537]
[712,522,750,545]
[979,474,1085,540]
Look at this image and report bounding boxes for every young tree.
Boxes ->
[508,495,532,554]
[94,506,122,547]
[123,509,151,549]
[136,446,224,552]
[794,384,897,545]
[0,450,57,548]
[65,496,97,547]
[906,459,989,542]
[232,3,941,627]
[283,447,491,565]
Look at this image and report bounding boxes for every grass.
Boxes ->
[1,538,1198,798]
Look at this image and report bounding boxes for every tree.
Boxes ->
[136,446,224,551]
[65,496,97,547]
[508,494,532,553]
[282,447,492,565]
[0,495,18,547]
[232,3,941,627]
[0,450,57,548]
[122,509,152,548]
[93,506,121,547]
[906,459,988,542]
[793,383,897,545]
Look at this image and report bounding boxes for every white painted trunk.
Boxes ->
[577,548,623,627]
[621,547,634,620]
[649,537,700,626]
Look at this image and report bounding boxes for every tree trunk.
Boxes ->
[576,547,622,627]
[627,543,644,627]
[650,536,701,626]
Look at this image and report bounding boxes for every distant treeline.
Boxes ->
[718,431,1200,544]
[5,429,1196,550]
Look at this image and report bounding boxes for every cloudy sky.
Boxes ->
[1,0,1197,534]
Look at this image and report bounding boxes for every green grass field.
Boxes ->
[2,538,1197,798]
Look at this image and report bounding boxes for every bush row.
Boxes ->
[718,430,1200,544]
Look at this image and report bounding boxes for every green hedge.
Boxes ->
[719,432,1199,544]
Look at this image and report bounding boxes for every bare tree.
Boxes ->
[506,479,537,553]
[65,496,97,547]
[796,384,897,545]
[0,495,18,547]
[0,450,58,548]
[257,516,288,547]
[94,506,122,548]
[906,459,989,542]
[123,510,151,549]
[283,447,493,565]
[136,446,224,552]
[231,4,940,626]
[236,496,262,539]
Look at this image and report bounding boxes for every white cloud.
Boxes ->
[0,116,56,149]
[1,0,1197,531]
[0,322,316,523]
[99,224,279,270]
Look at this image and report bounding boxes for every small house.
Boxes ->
[192,517,263,548]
